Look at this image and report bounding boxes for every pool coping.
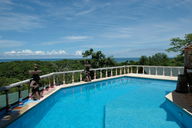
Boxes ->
[0,74,180,128]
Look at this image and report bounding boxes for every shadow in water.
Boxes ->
[160,91,185,128]
[0,110,21,128]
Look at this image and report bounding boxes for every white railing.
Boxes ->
[0,65,184,112]
[128,65,183,76]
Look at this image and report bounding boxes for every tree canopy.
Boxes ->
[0,60,84,87]
[82,48,116,68]
[138,53,170,66]
[166,33,192,55]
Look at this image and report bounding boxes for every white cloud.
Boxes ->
[35,0,111,20]
[42,35,92,45]
[75,50,82,56]
[0,13,43,31]
[0,0,43,31]
[4,49,67,56]
[76,8,95,16]
[0,40,23,48]
[0,0,45,31]
[48,50,66,55]
[64,36,91,40]
[101,27,133,39]
[28,0,52,8]
[0,0,14,5]
[102,33,131,39]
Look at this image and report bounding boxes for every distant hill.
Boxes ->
[0,58,139,63]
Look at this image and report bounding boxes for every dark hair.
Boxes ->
[32,74,40,82]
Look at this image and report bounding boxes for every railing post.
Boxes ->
[124,66,126,74]
[149,67,151,75]
[106,69,108,77]
[94,70,96,79]
[142,66,144,74]
[100,70,102,78]
[136,66,138,74]
[163,67,165,76]
[170,68,173,76]
[63,73,65,84]
[5,90,10,112]
[45,77,48,89]
[111,69,113,76]
[18,85,22,104]
[155,67,157,75]
[28,82,31,97]
[55,76,58,86]
[48,76,51,88]
[131,66,133,73]
[178,68,181,75]
[116,68,117,75]
[80,72,82,81]
[120,68,122,75]
[128,66,129,73]
[42,78,45,89]
[53,74,56,86]
[72,72,75,83]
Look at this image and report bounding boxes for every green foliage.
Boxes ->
[166,33,192,55]
[0,50,117,88]
[119,60,138,65]
[170,55,184,66]
[82,48,117,68]
[82,48,94,57]
[150,53,170,66]
[138,53,170,66]
[0,60,84,87]
[0,77,20,87]
[138,56,149,65]
[137,53,184,66]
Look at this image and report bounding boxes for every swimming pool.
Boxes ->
[7,77,188,128]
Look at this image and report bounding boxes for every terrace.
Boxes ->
[0,65,192,128]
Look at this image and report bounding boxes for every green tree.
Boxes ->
[170,55,184,66]
[150,53,170,66]
[0,60,84,87]
[139,56,149,65]
[82,48,94,57]
[82,49,116,68]
[138,53,170,66]
[166,33,192,55]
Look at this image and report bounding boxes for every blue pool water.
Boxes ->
[8,77,185,128]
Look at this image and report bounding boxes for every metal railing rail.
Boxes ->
[0,65,184,112]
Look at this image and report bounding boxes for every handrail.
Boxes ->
[128,65,183,68]
[1,79,31,91]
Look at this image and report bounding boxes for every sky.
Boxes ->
[0,0,192,59]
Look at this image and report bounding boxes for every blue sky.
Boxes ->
[0,0,192,59]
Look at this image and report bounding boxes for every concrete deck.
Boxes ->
[0,74,184,128]
[126,73,177,81]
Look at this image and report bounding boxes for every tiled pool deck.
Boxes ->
[0,74,191,128]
